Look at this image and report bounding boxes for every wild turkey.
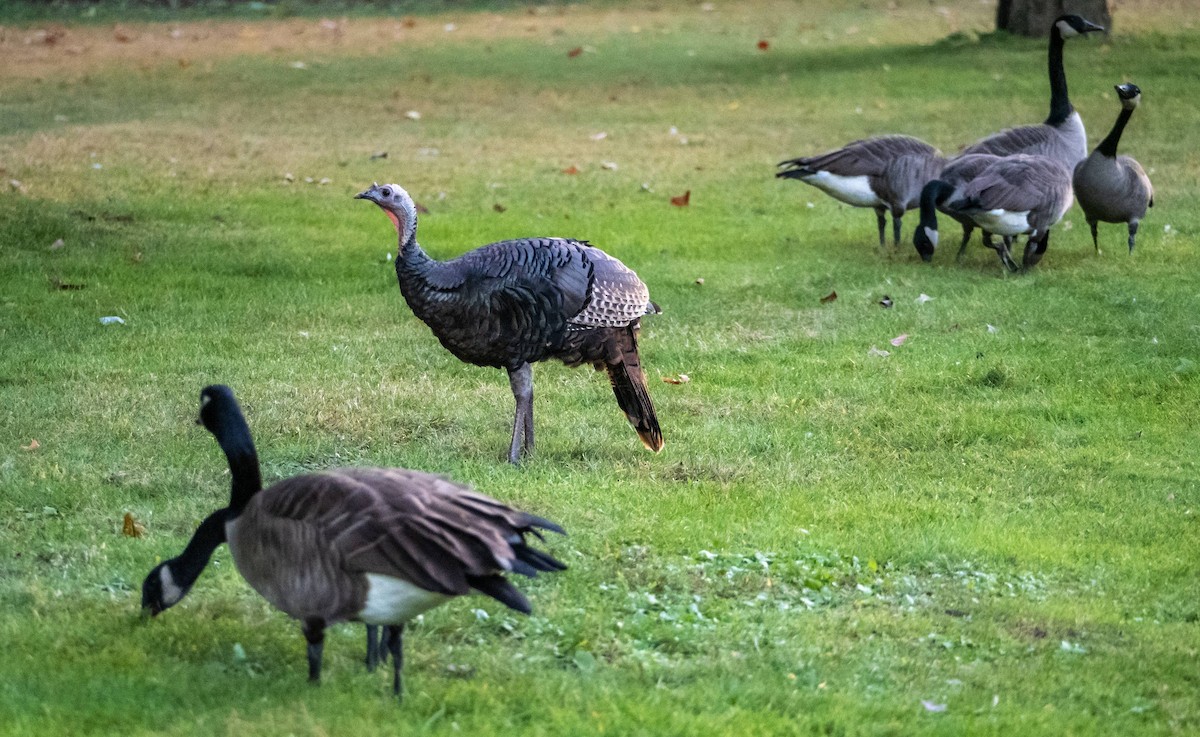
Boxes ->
[1072,83,1154,254]
[958,15,1104,168]
[776,135,946,248]
[356,183,663,464]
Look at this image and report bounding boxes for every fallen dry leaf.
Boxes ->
[562,165,580,175]
[868,346,890,358]
[401,16,417,28]
[916,293,934,304]
[890,333,909,347]
[661,374,691,385]
[757,39,770,50]
[113,25,135,43]
[695,277,705,285]
[670,190,691,207]
[49,238,65,251]
[567,46,583,58]
[820,290,837,304]
[21,439,40,451]
[122,512,146,538]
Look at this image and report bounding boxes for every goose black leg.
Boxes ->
[302,618,326,684]
[1128,220,1139,253]
[506,363,534,465]
[957,223,975,260]
[996,237,1020,272]
[385,623,406,701]
[874,207,887,248]
[1023,232,1050,269]
[891,211,903,248]
[365,624,381,671]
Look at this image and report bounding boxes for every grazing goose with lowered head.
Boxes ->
[1073,83,1154,253]
[170,385,566,699]
[356,182,662,465]
[913,153,1010,262]
[945,154,1074,271]
[777,135,946,248]
[959,14,1104,168]
[142,477,388,672]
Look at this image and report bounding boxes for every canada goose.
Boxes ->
[166,385,566,699]
[945,154,1074,270]
[142,491,390,672]
[913,153,1012,262]
[1072,83,1154,253]
[777,135,946,248]
[960,15,1104,168]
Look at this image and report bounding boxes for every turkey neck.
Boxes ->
[1095,106,1134,158]
[394,232,445,315]
[1044,26,1073,126]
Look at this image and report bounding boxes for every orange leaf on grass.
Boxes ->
[562,165,580,175]
[757,39,770,50]
[122,512,146,538]
[670,190,691,207]
[567,46,583,58]
[21,439,40,451]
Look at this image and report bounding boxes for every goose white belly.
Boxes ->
[359,573,451,625]
[972,209,1032,236]
[802,172,884,208]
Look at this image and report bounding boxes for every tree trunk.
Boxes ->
[997,0,1112,37]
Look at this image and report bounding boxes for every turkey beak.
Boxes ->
[354,189,374,201]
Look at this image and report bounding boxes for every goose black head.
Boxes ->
[1054,14,1104,38]
[355,182,418,244]
[1115,82,1142,110]
[198,384,237,432]
[913,225,938,263]
[141,561,184,617]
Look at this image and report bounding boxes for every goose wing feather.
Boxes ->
[255,468,563,597]
[960,156,1071,213]
[779,135,940,176]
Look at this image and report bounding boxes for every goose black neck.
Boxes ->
[1096,107,1134,157]
[167,507,229,585]
[212,408,262,515]
[1045,28,1073,126]
[919,180,954,228]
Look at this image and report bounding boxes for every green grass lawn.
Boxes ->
[1,1,1198,734]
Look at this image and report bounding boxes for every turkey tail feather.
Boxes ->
[605,327,664,453]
